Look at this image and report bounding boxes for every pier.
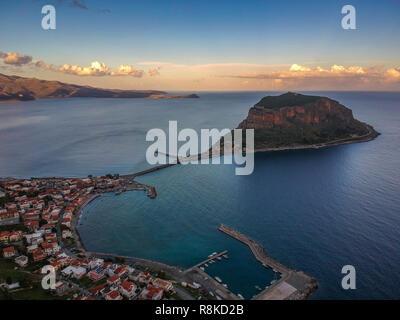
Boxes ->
[218,224,318,300]
[191,250,228,269]
[218,225,290,274]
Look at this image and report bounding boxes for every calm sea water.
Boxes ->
[0,92,399,299]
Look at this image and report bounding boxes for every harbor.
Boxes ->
[218,224,318,300]
[190,250,228,269]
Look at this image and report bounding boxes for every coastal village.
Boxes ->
[0,171,318,301]
[0,174,207,300]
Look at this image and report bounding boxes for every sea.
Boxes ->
[0,91,399,299]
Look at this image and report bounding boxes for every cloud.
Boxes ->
[289,64,311,72]
[228,64,388,81]
[2,50,399,90]
[110,64,144,77]
[222,63,400,90]
[385,67,400,80]
[57,61,109,76]
[148,68,160,76]
[70,0,88,10]
[0,51,32,66]
[33,59,144,77]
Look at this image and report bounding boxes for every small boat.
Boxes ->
[217,257,222,261]
[222,284,228,288]
[205,264,209,267]
[255,285,262,291]
[237,294,244,300]
[210,260,215,264]
[212,252,217,255]
[215,277,222,283]
[270,280,277,285]
[223,255,229,259]
[200,267,205,271]
[115,191,122,195]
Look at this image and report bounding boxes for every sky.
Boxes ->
[0,0,399,91]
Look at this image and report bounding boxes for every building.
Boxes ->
[15,255,28,267]
[3,246,15,258]
[119,280,137,299]
[88,266,105,281]
[25,233,43,245]
[90,284,106,296]
[0,210,19,225]
[0,231,9,243]
[62,266,87,279]
[135,271,152,284]
[31,247,46,262]
[107,275,121,287]
[9,231,22,242]
[113,265,128,278]
[153,278,173,291]
[54,281,69,295]
[141,285,163,300]
[105,289,123,301]
[88,258,104,270]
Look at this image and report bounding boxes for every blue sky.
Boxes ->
[1,0,399,90]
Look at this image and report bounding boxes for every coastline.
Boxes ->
[70,193,101,253]
[0,94,198,104]
[1,121,380,300]
[252,124,380,154]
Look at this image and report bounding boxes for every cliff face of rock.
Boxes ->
[238,92,355,130]
[237,92,376,149]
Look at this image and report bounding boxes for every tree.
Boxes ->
[20,277,32,288]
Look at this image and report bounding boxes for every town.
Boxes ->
[0,171,318,301]
[0,174,212,300]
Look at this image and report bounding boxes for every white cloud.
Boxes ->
[148,68,160,76]
[110,64,144,77]
[0,51,32,66]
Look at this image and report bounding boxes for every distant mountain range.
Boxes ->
[0,73,199,102]
[237,92,379,150]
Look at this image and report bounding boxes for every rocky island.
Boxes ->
[0,73,198,102]
[237,92,379,151]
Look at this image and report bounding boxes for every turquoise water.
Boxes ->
[1,92,399,299]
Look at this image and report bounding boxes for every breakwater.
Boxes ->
[218,225,318,300]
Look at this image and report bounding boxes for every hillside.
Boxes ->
[0,73,198,102]
[237,92,379,150]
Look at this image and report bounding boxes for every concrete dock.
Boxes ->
[191,250,228,269]
[218,224,318,300]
